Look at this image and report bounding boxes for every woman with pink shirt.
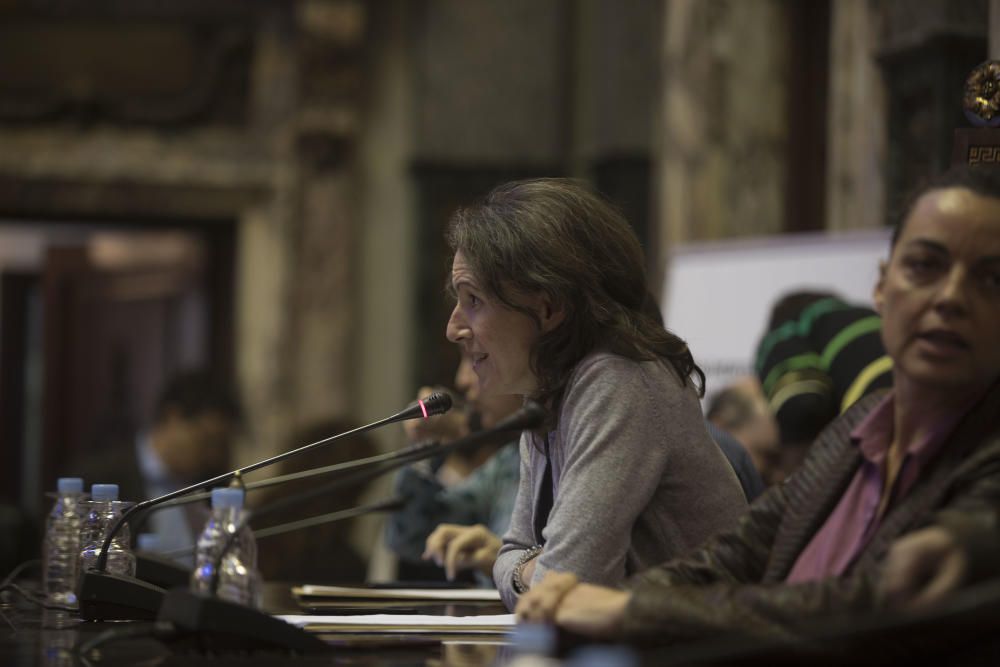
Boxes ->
[516,165,1000,643]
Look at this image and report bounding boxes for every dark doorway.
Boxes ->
[0,220,235,516]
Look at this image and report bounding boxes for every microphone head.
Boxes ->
[392,392,455,424]
[418,392,453,418]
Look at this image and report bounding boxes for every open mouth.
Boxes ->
[471,353,488,369]
[916,329,970,351]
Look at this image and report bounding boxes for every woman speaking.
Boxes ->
[443,179,746,609]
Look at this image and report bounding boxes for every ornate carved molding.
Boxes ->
[0,22,252,125]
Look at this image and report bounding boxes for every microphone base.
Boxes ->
[79,571,166,621]
[158,589,329,653]
[135,551,190,589]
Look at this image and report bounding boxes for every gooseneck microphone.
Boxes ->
[155,401,545,653]
[78,393,451,621]
[95,392,451,572]
[203,400,548,591]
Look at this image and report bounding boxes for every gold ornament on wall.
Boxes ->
[964,60,1000,127]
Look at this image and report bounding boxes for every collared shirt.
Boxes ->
[136,434,196,566]
[786,391,967,583]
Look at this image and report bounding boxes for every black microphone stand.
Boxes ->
[78,394,452,621]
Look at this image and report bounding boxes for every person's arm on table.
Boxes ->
[517,445,1000,645]
[494,437,541,608]
[516,475,789,638]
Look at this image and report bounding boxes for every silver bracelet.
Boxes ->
[511,544,544,594]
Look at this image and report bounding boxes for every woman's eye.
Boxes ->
[980,269,1000,291]
[903,255,943,277]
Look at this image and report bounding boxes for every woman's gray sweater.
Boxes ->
[493,351,747,610]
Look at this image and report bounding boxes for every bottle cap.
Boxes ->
[566,645,638,667]
[57,478,84,494]
[510,622,556,655]
[211,487,245,509]
[91,484,119,501]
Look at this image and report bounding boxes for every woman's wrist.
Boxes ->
[512,545,543,594]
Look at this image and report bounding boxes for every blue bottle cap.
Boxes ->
[211,487,245,509]
[57,478,84,494]
[90,484,119,501]
[566,645,638,667]
[510,623,556,655]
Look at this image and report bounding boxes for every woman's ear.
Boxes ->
[534,294,566,333]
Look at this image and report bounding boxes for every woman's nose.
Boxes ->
[446,305,470,343]
[933,265,971,317]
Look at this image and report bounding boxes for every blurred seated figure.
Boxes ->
[386,355,522,583]
[70,369,241,562]
[754,291,893,480]
[706,377,782,487]
[514,166,1000,644]
[702,422,766,501]
[250,419,377,584]
[880,509,1000,610]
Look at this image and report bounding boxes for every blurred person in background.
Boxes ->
[753,291,893,482]
[386,355,522,583]
[70,369,241,562]
[706,377,782,487]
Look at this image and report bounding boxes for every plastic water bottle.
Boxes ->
[190,487,260,608]
[42,477,85,607]
[78,484,136,580]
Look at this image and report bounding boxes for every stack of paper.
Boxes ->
[292,585,501,603]
[277,612,515,635]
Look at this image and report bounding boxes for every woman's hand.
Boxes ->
[880,526,968,610]
[515,571,631,638]
[423,523,502,580]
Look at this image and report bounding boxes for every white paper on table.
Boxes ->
[277,613,515,629]
[293,585,501,602]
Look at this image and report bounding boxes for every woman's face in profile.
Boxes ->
[875,187,1000,394]
[446,251,546,397]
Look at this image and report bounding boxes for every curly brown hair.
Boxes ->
[446,178,704,421]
